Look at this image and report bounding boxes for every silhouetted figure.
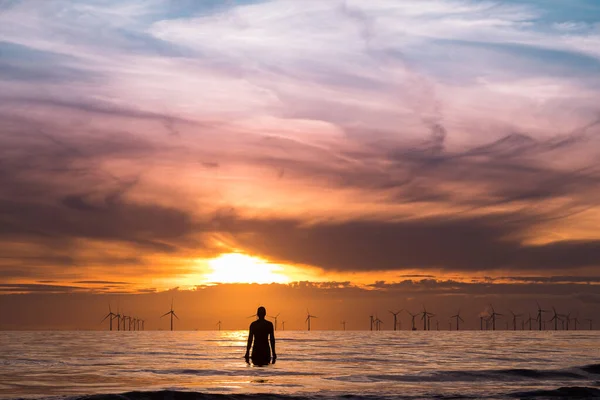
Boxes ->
[245,306,276,366]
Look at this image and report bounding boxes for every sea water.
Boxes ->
[1,331,599,399]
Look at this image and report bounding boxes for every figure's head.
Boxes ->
[257,306,266,319]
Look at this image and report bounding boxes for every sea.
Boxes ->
[1,331,599,400]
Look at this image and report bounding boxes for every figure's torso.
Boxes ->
[250,319,273,364]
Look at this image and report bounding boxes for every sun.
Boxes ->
[205,253,290,284]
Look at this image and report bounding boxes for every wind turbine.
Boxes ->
[571,316,579,331]
[369,315,374,331]
[122,315,129,331]
[389,310,403,331]
[374,316,383,331]
[584,318,592,330]
[161,300,179,331]
[114,309,122,331]
[101,305,117,331]
[305,310,317,331]
[509,310,522,331]
[408,311,418,331]
[526,313,534,330]
[488,304,502,331]
[216,321,222,331]
[420,307,434,331]
[269,313,281,331]
[549,307,561,331]
[341,320,346,331]
[561,312,572,331]
[450,310,464,331]
[480,316,484,331]
[118,314,123,330]
[536,302,548,331]
[132,317,137,331]
[281,321,286,331]
[141,320,145,331]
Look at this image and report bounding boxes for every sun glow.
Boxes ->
[205,253,290,284]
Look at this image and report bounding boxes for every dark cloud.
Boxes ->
[258,125,600,215]
[363,278,600,298]
[0,195,193,253]
[496,276,600,284]
[0,283,85,293]
[3,97,193,125]
[220,215,600,272]
[0,115,209,265]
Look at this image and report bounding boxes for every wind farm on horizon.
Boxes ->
[100,301,595,332]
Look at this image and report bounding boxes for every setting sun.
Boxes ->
[205,253,290,284]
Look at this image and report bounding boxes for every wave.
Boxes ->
[64,391,483,400]
[510,386,600,398]
[61,386,600,400]
[139,368,322,377]
[328,363,600,383]
[134,363,600,383]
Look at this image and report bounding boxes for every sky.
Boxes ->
[0,0,599,330]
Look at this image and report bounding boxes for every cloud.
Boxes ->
[220,215,600,272]
[0,0,599,285]
[0,283,86,293]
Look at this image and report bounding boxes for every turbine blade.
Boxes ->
[173,312,179,320]
[161,311,170,317]
[101,314,110,323]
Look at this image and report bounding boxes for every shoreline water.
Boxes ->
[2,331,599,400]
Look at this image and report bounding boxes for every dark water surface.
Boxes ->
[1,331,599,399]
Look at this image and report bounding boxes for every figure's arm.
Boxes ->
[270,324,277,364]
[245,325,253,363]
